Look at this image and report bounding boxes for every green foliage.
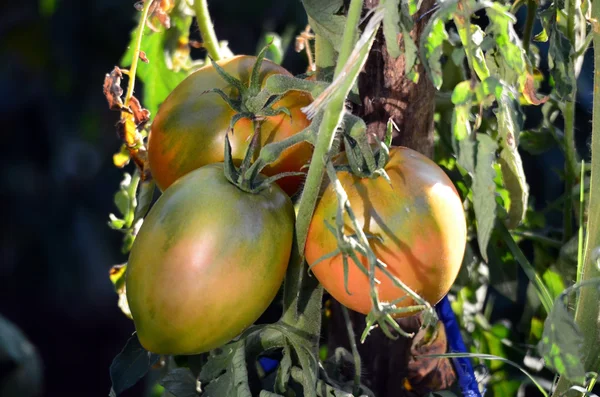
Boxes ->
[160,368,198,397]
[301,0,346,52]
[109,334,160,396]
[538,299,586,384]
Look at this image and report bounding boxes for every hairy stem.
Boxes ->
[123,0,153,107]
[194,0,222,61]
[563,100,577,242]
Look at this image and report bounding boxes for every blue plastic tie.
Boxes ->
[436,295,482,397]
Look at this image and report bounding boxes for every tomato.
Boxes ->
[148,55,313,196]
[305,147,466,316]
[126,163,295,355]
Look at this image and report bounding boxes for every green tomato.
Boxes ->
[126,163,295,355]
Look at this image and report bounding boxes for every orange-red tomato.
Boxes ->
[305,147,466,316]
[126,164,295,355]
[148,55,313,196]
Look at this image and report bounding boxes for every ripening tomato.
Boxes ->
[148,55,313,196]
[126,164,295,355]
[305,147,466,316]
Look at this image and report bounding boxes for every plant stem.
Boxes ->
[123,0,153,107]
[522,0,538,55]
[194,0,222,61]
[563,0,580,243]
[552,0,600,391]
[341,306,362,396]
[563,100,577,242]
[334,0,363,77]
[283,0,366,325]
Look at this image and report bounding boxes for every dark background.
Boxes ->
[0,1,594,396]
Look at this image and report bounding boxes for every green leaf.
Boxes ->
[472,133,499,261]
[159,368,198,397]
[486,4,526,76]
[533,28,549,43]
[457,134,476,172]
[302,0,346,52]
[274,344,292,393]
[114,190,130,218]
[407,0,424,15]
[537,301,586,384]
[452,105,472,141]
[109,334,160,396]
[198,342,252,397]
[451,81,473,105]
[519,129,557,155]
[421,18,449,89]
[547,24,575,99]
[108,214,126,230]
[133,179,156,224]
[382,0,401,58]
[542,268,566,300]
[496,93,528,229]
[121,1,193,116]
[402,27,419,76]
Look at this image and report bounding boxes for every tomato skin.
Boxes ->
[305,147,466,316]
[126,164,295,355]
[148,55,313,196]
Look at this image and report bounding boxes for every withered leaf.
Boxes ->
[148,0,171,30]
[129,96,151,129]
[522,73,549,105]
[103,67,131,112]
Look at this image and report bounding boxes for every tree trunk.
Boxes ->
[328,1,456,396]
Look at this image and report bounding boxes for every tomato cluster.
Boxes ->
[126,56,466,355]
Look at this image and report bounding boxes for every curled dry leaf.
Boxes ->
[103,67,131,112]
[147,0,172,30]
[129,96,151,129]
[522,73,549,105]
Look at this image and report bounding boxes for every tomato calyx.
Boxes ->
[336,117,396,181]
[205,46,292,131]
[222,124,306,194]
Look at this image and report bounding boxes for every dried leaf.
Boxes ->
[129,96,151,128]
[103,67,130,112]
[521,73,549,105]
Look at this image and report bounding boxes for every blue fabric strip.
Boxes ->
[436,295,482,397]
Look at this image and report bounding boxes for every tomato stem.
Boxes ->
[283,0,380,325]
[193,0,222,61]
[123,0,153,109]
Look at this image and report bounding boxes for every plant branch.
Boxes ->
[194,0,222,61]
[341,306,362,396]
[123,0,153,108]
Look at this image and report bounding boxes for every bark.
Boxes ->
[328,1,456,396]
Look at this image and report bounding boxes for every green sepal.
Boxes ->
[249,44,271,96]
[208,56,248,96]
[223,133,240,186]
